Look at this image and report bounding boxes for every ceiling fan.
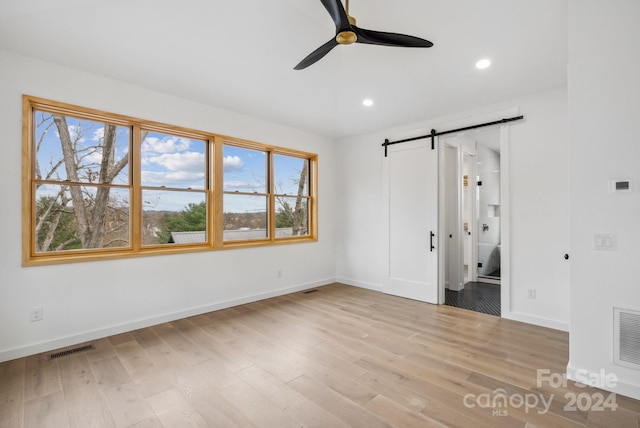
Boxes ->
[294,0,433,70]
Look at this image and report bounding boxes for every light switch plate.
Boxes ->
[594,234,617,251]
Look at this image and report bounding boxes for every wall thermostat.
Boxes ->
[610,178,633,194]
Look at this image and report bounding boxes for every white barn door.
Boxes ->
[383,138,439,303]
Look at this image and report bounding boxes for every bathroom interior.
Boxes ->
[445,129,502,316]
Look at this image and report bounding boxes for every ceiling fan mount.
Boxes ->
[295,0,433,70]
[336,0,357,44]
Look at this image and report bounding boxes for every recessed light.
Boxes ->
[475,59,491,69]
[362,99,374,107]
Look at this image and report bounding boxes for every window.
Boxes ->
[223,145,268,242]
[140,131,208,246]
[273,154,310,238]
[22,96,317,265]
[32,110,132,254]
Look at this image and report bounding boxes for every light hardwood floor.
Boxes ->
[1,283,639,427]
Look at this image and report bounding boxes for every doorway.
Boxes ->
[442,127,503,316]
[382,114,517,315]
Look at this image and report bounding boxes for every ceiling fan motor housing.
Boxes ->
[336,30,357,44]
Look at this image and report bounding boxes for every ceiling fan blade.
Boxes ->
[294,38,339,70]
[354,26,433,48]
[320,0,352,32]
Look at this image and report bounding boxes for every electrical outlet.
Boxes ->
[30,306,43,322]
[527,289,536,300]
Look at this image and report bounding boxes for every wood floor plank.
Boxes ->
[235,364,304,410]
[190,392,255,428]
[284,398,352,428]
[150,323,209,366]
[128,416,165,428]
[131,328,163,350]
[219,376,303,428]
[169,318,252,373]
[354,354,522,427]
[84,338,117,364]
[142,342,220,403]
[101,382,155,428]
[365,394,446,428]
[23,354,62,402]
[147,388,209,428]
[107,332,135,347]
[464,371,589,428]
[58,354,116,428]
[0,358,25,428]
[0,391,24,428]
[287,374,393,428]
[356,368,431,413]
[223,335,305,384]
[113,340,155,378]
[90,355,132,390]
[0,358,25,396]
[292,348,377,406]
[113,341,171,399]
[445,349,537,390]
[2,283,638,428]
[187,357,238,393]
[23,390,69,428]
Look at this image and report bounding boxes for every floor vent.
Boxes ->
[49,344,95,360]
[303,289,319,294]
[614,308,640,369]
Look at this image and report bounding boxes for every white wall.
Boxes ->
[476,144,501,277]
[0,50,338,362]
[336,87,570,330]
[444,145,462,290]
[567,0,640,399]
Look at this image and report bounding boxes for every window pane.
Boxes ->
[141,190,207,245]
[223,194,268,241]
[223,145,266,193]
[35,111,130,185]
[141,131,206,189]
[274,155,309,196]
[34,184,130,252]
[275,196,309,237]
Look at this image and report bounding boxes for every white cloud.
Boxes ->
[92,127,104,142]
[142,136,193,154]
[145,151,204,172]
[84,151,103,165]
[223,180,265,192]
[141,170,205,188]
[223,155,243,171]
[224,180,252,189]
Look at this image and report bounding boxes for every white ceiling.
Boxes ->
[0,0,568,139]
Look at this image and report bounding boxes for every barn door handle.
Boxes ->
[430,231,435,252]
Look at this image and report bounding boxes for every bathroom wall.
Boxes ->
[476,143,501,277]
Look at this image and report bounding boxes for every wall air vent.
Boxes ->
[614,308,640,369]
[49,344,95,360]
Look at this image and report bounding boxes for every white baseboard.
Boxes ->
[502,310,570,332]
[567,362,640,401]
[335,276,383,292]
[0,278,336,363]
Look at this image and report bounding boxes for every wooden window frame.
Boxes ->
[22,95,318,266]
